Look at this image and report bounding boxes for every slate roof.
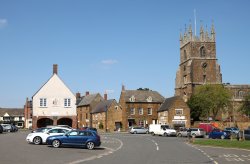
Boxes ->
[158,96,182,112]
[91,99,115,114]
[0,108,24,116]
[124,90,165,103]
[77,93,103,106]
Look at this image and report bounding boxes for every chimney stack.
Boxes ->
[76,92,81,99]
[122,84,125,91]
[53,64,58,74]
[85,91,89,96]
[104,93,108,100]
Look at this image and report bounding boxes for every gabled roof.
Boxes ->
[33,73,75,98]
[77,93,103,107]
[0,108,24,116]
[124,90,165,103]
[91,99,115,114]
[158,96,183,112]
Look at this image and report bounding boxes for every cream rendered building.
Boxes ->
[32,65,77,129]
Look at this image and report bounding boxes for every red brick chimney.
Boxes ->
[104,93,108,100]
[122,84,125,91]
[85,91,89,96]
[53,64,58,74]
[76,92,81,99]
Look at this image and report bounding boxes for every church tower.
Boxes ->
[175,22,222,101]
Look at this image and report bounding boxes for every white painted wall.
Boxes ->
[33,74,76,117]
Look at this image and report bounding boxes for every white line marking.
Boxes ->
[146,138,159,151]
[68,137,123,164]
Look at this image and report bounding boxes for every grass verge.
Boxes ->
[192,139,250,150]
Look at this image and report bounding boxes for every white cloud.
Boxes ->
[101,59,118,65]
[105,89,115,94]
[0,19,8,28]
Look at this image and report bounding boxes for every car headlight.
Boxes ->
[27,134,33,137]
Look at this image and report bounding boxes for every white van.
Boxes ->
[149,124,176,137]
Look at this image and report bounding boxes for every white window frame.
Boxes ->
[40,98,47,107]
[129,96,135,102]
[146,96,152,102]
[64,98,71,107]
[130,108,135,115]
[147,108,152,115]
[175,109,183,115]
[138,108,143,115]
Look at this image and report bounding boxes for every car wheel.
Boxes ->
[151,132,155,136]
[133,131,137,134]
[221,135,225,139]
[33,136,42,145]
[52,140,61,148]
[163,133,168,137]
[177,133,182,137]
[86,142,95,150]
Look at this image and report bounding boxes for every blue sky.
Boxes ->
[0,0,250,108]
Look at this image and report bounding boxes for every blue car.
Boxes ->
[209,129,231,139]
[46,130,101,150]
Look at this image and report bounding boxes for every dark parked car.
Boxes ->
[243,129,250,140]
[224,127,239,134]
[237,129,250,140]
[209,129,231,139]
[1,124,13,132]
[0,125,3,133]
[11,125,18,132]
[46,130,101,150]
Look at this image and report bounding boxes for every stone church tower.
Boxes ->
[175,23,222,101]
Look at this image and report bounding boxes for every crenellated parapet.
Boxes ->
[180,23,216,47]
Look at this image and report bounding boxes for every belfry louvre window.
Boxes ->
[200,46,206,57]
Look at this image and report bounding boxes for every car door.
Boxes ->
[61,131,81,145]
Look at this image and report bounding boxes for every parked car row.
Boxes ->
[129,124,177,137]
[176,126,250,140]
[0,124,18,133]
[26,125,101,150]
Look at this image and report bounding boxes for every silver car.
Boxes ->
[187,128,205,138]
[130,127,148,134]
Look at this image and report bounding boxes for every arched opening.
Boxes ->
[57,118,72,127]
[37,118,53,128]
[200,46,206,57]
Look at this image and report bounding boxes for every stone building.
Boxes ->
[175,23,222,101]
[91,98,122,132]
[119,86,165,131]
[77,92,103,128]
[158,96,190,129]
[223,84,250,122]
[175,22,250,125]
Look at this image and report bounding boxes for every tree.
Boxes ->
[240,93,250,117]
[187,84,231,121]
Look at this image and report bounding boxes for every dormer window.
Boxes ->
[129,96,135,102]
[146,96,152,102]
